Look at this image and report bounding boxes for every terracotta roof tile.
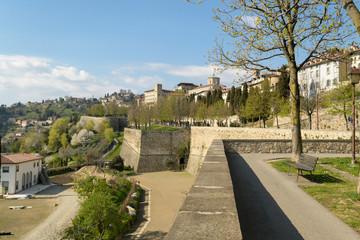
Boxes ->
[1,153,43,164]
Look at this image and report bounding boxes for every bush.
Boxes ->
[109,156,124,172]
[163,158,176,170]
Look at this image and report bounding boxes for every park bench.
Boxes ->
[285,153,319,181]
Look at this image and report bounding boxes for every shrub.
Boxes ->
[109,156,124,172]
[163,158,176,170]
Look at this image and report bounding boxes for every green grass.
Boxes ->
[141,125,179,131]
[269,159,360,233]
[105,133,124,160]
[318,157,359,177]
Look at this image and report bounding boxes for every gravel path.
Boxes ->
[21,184,79,240]
[124,171,195,240]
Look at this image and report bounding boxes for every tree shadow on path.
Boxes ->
[227,153,304,240]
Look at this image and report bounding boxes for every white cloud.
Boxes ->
[111,62,247,86]
[0,55,126,105]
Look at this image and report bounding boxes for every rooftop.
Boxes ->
[1,153,43,164]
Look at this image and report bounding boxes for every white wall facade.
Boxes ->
[1,159,42,194]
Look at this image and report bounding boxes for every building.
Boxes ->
[249,70,280,91]
[144,84,174,105]
[298,46,360,97]
[177,82,198,93]
[1,153,43,194]
[188,75,228,101]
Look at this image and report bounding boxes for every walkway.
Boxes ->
[227,153,360,240]
[21,184,79,240]
[124,171,195,240]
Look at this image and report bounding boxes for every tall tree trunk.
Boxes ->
[289,63,303,161]
[308,113,312,130]
[276,115,279,129]
[344,112,349,131]
[341,0,360,35]
[342,0,360,195]
[259,113,261,128]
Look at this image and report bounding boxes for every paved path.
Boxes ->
[228,153,360,240]
[21,184,79,240]
[124,171,195,240]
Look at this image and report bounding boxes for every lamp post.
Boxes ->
[348,67,360,165]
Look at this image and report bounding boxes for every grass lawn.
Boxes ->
[269,159,360,233]
[0,198,58,239]
[145,125,179,131]
[318,157,359,177]
[105,133,124,161]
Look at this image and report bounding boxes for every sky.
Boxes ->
[0,0,245,106]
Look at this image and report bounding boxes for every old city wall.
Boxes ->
[120,126,353,175]
[120,128,142,171]
[186,127,352,175]
[120,128,190,172]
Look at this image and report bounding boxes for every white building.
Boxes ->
[188,75,228,101]
[144,84,174,105]
[1,153,43,194]
[298,46,360,97]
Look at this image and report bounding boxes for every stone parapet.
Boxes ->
[166,139,242,240]
[223,139,359,154]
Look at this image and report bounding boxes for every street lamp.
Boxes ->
[348,67,360,164]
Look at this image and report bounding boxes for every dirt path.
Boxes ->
[124,171,195,240]
[21,184,79,240]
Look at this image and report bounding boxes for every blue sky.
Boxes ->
[0,0,244,106]
[0,1,358,106]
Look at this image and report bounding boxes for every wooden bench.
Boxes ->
[285,154,319,181]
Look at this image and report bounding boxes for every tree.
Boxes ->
[58,147,76,166]
[245,87,261,126]
[60,133,69,149]
[341,0,360,36]
[277,65,290,99]
[71,129,94,147]
[84,120,95,131]
[48,118,70,152]
[109,156,124,172]
[323,83,353,131]
[341,0,360,195]
[98,119,111,134]
[66,176,123,239]
[20,133,44,153]
[203,0,352,159]
[104,128,115,143]
[259,79,272,128]
[300,85,316,130]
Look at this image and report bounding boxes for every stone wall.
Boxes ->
[166,139,242,240]
[120,128,142,171]
[223,139,359,154]
[186,127,352,175]
[120,127,190,172]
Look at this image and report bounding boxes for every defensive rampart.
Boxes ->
[166,139,242,239]
[186,127,352,175]
[120,127,190,172]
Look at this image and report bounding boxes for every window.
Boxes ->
[327,80,331,87]
[37,162,39,167]
[327,67,330,75]
[34,175,37,184]
[33,162,35,168]
[315,82,320,88]
[16,166,19,172]
[2,166,9,173]
[16,181,19,190]
[316,70,319,78]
